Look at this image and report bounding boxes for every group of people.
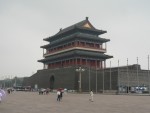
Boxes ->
[38,87,94,102]
[7,88,14,94]
[56,89,94,102]
[38,88,50,95]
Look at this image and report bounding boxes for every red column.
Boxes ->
[75,58,77,66]
[95,60,97,69]
[100,61,102,69]
[89,60,91,67]
[99,61,101,69]
[86,59,87,67]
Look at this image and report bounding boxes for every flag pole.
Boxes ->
[110,61,111,90]
[118,60,120,94]
[127,58,129,93]
[148,55,150,95]
[137,57,139,89]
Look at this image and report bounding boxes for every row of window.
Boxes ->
[44,59,104,69]
[46,41,105,54]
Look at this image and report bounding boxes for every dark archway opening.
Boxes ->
[49,75,55,90]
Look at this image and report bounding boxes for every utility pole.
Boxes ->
[103,62,105,93]
[89,65,91,92]
[137,57,139,89]
[127,58,129,94]
[148,55,150,94]
[96,65,97,93]
[118,60,120,94]
[76,67,85,92]
[110,61,111,90]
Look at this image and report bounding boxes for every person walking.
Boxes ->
[57,90,61,101]
[60,90,63,100]
[90,90,94,102]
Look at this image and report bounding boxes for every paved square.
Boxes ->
[0,91,150,113]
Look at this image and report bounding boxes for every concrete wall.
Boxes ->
[23,65,149,93]
[23,66,118,92]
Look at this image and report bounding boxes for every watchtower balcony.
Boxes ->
[43,42,107,57]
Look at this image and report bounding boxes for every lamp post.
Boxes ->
[110,61,111,90]
[127,58,129,94]
[76,67,85,92]
[137,57,139,88]
[148,55,150,94]
[118,60,120,94]
[89,66,91,92]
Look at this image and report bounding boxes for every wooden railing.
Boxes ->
[44,44,106,56]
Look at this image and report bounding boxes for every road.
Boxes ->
[0,91,150,113]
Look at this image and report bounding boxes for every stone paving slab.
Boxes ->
[0,91,150,113]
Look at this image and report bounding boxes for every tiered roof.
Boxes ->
[41,33,110,49]
[38,17,113,63]
[44,17,107,42]
[38,49,112,63]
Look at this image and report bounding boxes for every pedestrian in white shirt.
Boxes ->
[90,90,94,102]
[57,90,61,101]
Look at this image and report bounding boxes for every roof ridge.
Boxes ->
[56,17,96,35]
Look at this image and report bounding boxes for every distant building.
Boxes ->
[23,17,113,91]
[23,18,150,93]
[109,64,150,93]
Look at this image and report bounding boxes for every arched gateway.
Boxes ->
[49,75,55,89]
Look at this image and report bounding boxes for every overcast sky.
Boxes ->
[0,0,150,79]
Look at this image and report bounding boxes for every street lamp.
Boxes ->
[76,67,85,92]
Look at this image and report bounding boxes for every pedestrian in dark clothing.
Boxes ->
[60,91,63,100]
[57,90,61,101]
